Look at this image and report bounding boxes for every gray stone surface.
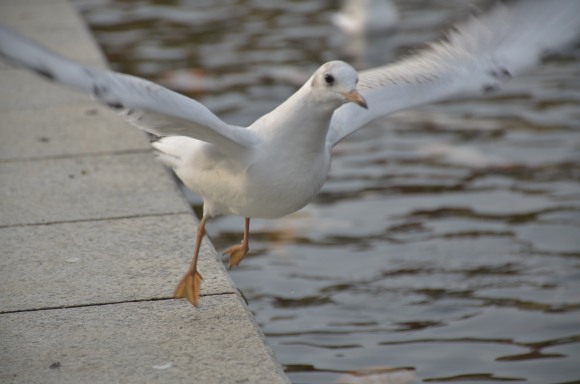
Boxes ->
[0,70,94,111]
[0,0,105,67]
[0,214,236,313]
[0,153,191,226]
[0,0,289,382]
[0,298,289,384]
[0,104,150,161]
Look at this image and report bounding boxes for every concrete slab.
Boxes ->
[0,152,191,227]
[0,70,95,111]
[0,0,105,67]
[0,0,290,381]
[0,104,150,161]
[0,297,290,384]
[0,214,236,313]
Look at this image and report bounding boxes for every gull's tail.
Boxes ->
[150,136,195,170]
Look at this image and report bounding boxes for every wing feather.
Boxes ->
[0,26,259,154]
[327,0,580,147]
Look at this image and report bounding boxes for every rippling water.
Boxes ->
[76,0,580,382]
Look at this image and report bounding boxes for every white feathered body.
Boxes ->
[153,81,334,219]
[1,1,579,221]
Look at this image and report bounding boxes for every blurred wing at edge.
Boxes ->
[327,0,580,148]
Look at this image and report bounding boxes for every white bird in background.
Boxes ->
[331,0,399,66]
[332,0,399,36]
[0,1,578,307]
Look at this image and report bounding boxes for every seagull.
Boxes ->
[331,0,399,67]
[332,0,399,36]
[1,0,579,307]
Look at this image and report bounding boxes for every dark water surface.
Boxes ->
[76,0,580,382]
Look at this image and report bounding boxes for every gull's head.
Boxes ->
[310,60,367,110]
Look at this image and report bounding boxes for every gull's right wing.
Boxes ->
[327,0,580,148]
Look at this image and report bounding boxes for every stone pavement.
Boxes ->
[0,0,289,383]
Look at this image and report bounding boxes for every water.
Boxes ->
[75,0,580,382]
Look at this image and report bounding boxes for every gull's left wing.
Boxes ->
[0,26,260,155]
[327,0,580,148]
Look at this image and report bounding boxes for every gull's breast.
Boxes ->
[238,151,331,218]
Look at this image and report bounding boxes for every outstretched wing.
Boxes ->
[327,0,580,148]
[0,26,260,154]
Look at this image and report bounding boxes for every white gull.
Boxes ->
[0,0,578,306]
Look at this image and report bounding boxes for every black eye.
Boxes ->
[324,73,335,85]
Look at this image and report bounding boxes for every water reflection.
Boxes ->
[76,0,580,382]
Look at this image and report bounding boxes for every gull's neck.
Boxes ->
[250,80,337,154]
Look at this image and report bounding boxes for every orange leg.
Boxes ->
[224,217,250,268]
[174,215,208,307]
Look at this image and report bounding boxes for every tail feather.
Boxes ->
[151,136,193,169]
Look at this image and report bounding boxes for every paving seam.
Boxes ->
[0,211,197,229]
[0,148,154,164]
[0,291,240,315]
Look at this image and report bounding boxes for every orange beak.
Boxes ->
[342,90,368,109]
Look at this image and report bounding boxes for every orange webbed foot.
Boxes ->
[223,242,249,269]
[174,270,203,307]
